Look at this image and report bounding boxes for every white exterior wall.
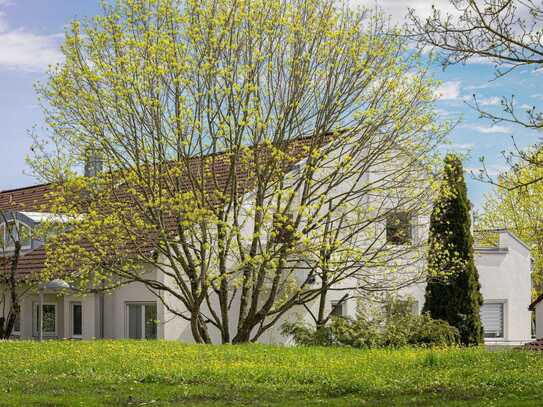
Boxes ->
[401,230,533,345]
[476,232,532,344]
[5,229,533,344]
[17,293,64,339]
[159,278,361,344]
[102,269,164,339]
[61,294,97,340]
[10,292,95,340]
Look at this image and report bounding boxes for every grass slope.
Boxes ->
[0,341,542,406]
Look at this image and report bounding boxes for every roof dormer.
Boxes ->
[0,212,35,252]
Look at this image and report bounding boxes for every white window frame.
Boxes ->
[33,302,58,338]
[125,302,158,340]
[1,220,32,251]
[481,300,507,340]
[70,302,83,339]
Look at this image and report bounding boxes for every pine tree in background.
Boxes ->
[423,154,484,346]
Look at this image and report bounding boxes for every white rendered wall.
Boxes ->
[401,231,532,345]
[476,232,532,344]
[61,294,97,340]
[102,268,164,339]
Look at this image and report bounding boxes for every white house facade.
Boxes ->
[400,230,533,345]
[0,183,534,345]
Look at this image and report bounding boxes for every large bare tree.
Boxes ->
[30,0,446,343]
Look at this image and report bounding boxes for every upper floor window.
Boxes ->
[273,212,294,244]
[331,300,346,317]
[0,220,32,251]
[386,211,412,245]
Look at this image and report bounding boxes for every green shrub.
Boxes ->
[282,296,460,348]
[406,314,460,347]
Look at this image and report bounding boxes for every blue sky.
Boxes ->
[0,0,541,210]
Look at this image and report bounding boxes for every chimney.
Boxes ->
[84,147,103,177]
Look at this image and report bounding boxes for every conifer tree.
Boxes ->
[423,154,484,346]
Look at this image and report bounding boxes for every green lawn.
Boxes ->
[0,341,541,406]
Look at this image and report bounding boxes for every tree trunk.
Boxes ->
[315,294,328,332]
[1,239,21,340]
[232,325,252,344]
[190,312,206,344]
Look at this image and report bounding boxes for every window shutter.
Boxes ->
[480,303,504,338]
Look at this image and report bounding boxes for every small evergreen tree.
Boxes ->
[423,154,484,346]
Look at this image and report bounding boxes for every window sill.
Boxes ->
[385,242,414,248]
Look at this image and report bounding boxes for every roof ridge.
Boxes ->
[0,132,336,195]
[1,182,51,194]
[474,228,531,252]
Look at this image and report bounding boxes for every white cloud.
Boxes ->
[435,81,461,100]
[465,82,494,91]
[463,56,495,66]
[477,96,501,106]
[465,165,506,177]
[449,143,474,151]
[352,0,459,25]
[0,2,63,71]
[467,125,513,134]
[434,108,452,118]
[0,30,63,71]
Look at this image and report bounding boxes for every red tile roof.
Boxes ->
[0,183,53,212]
[0,246,47,280]
[0,134,329,279]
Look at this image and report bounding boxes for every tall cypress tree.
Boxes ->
[423,154,483,346]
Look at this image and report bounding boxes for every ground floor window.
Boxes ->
[480,302,504,338]
[33,303,57,337]
[126,303,157,340]
[71,302,83,338]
